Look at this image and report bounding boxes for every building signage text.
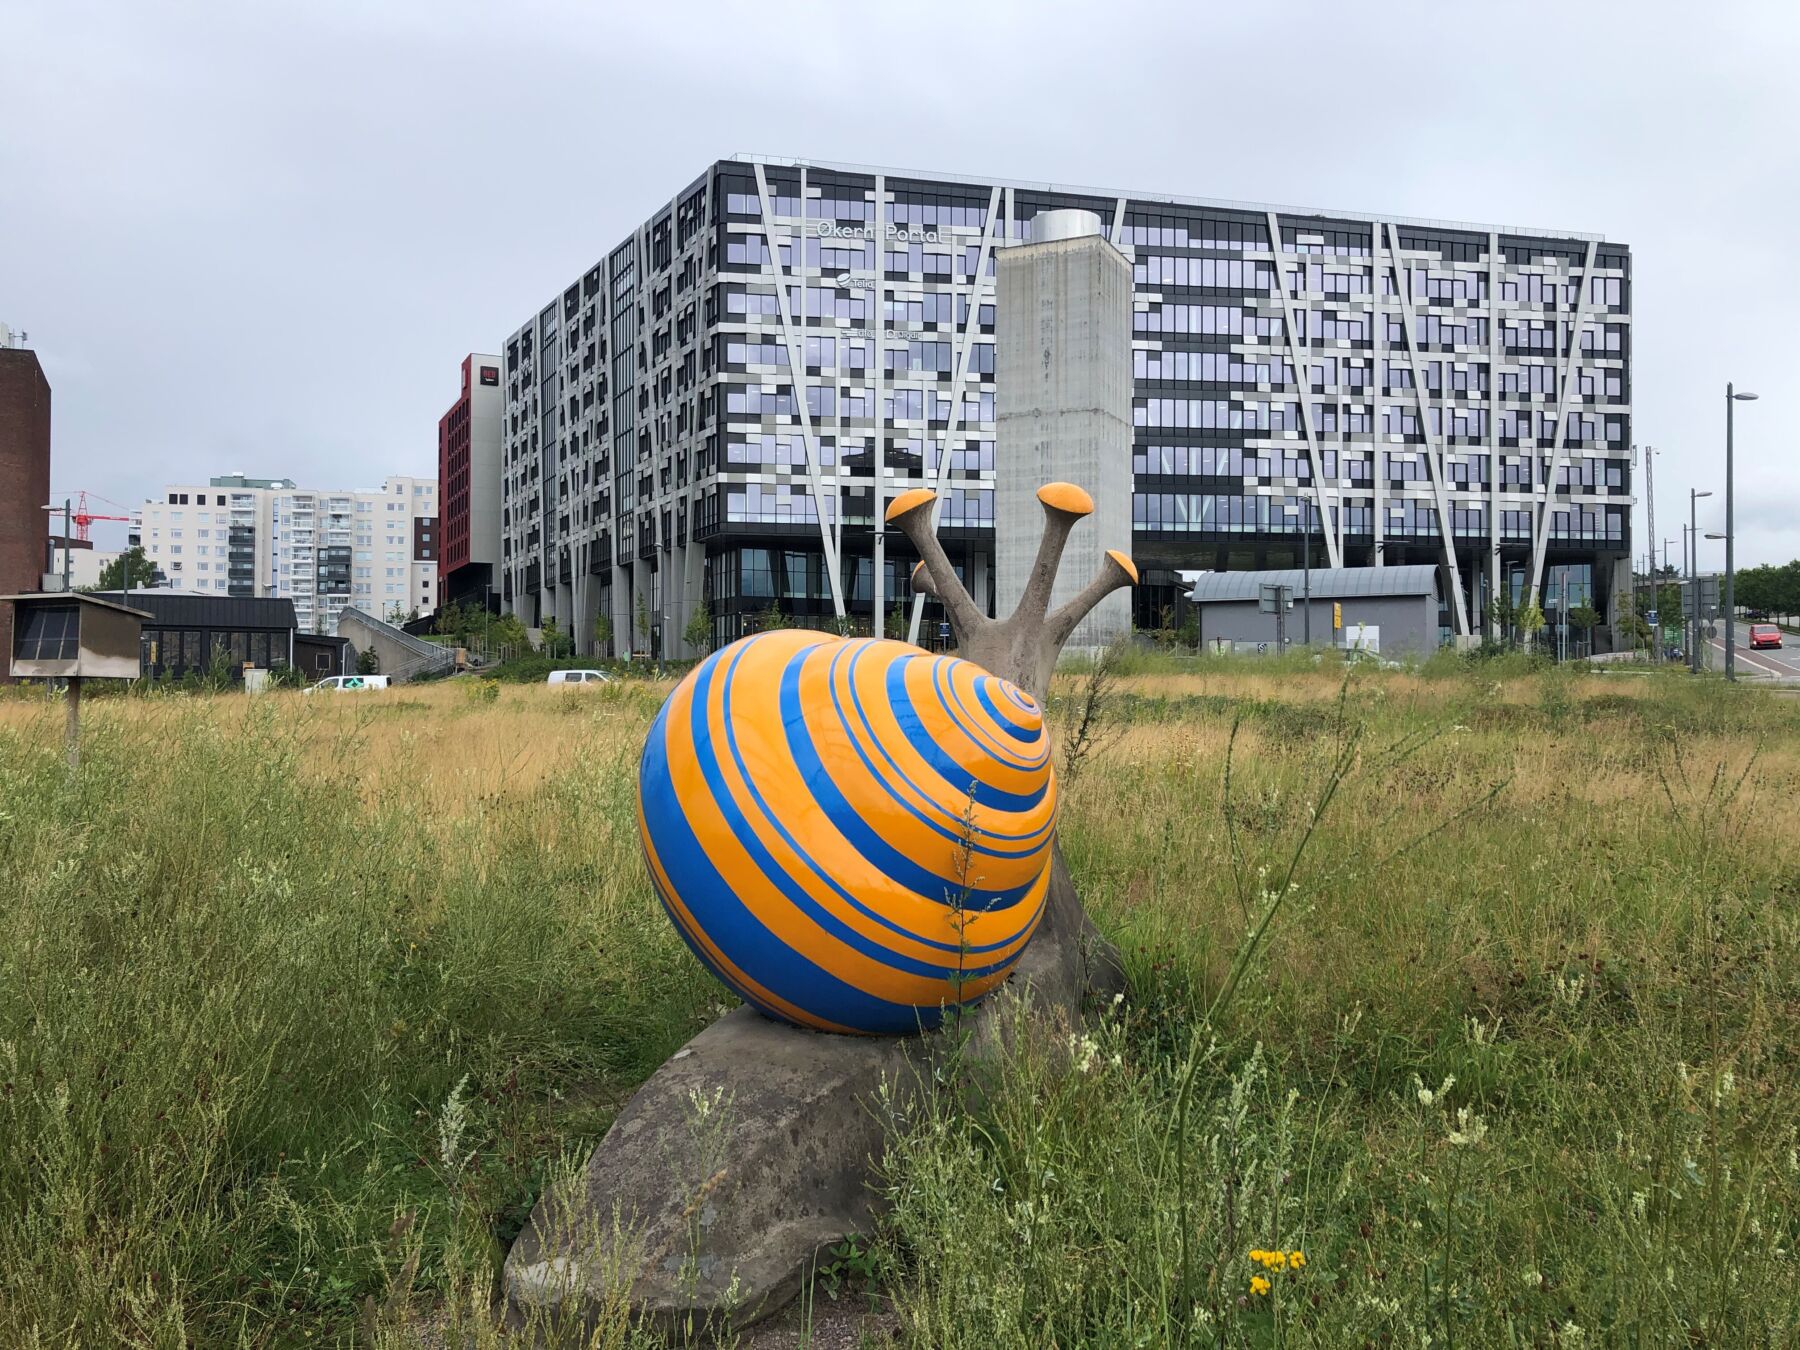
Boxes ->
[815,222,943,244]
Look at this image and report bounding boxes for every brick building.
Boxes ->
[0,344,53,680]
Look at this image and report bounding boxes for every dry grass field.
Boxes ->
[2,655,1798,1346]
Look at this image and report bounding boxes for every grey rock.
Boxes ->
[502,846,1120,1340]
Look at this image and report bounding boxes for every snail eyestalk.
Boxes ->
[1045,549,1139,652]
[884,489,984,641]
[1011,482,1095,631]
[909,561,938,598]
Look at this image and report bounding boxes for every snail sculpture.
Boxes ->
[637,481,1134,1035]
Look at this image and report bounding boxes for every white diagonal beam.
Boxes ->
[907,185,1004,644]
[1381,222,1471,636]
[754,161,846,618]
[1486,229,1502,636]
[1528,238,1600,603]
[1265,212,1343,569]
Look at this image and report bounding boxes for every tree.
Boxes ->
[93,546,163,592]
[1515,601,1546,651]
[435,599,472,641]
[594,613,613,658]
[490,612,529,655]
[539,616,571,658]
[1568,604,1600,654]
[1489,591,1526,647]
[356,646,381,675]
[635,592,652,655]
[758,603,790,633]
[682,599,712,655]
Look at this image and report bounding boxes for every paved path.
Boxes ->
[1704,629,1800,681]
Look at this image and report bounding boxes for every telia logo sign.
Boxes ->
[815,222,943,244]
[832,274,878,292]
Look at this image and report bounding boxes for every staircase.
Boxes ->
[335,608,456,683]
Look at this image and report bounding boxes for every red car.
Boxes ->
[1749,624,1783,650]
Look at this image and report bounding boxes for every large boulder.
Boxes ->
[503,847,1120,1339]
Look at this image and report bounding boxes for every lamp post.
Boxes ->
[1725,385,1758,681]
[1302,498,1313,646]
[39,501,74,591]
[1682,524,1692,668]
[1689,489,1712,674]
[1702,531,1728,670]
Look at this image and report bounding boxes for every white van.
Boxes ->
[304,674,390,693]
[547,669,612,687]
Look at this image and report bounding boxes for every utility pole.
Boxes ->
[1302,507,1312,646]
[1723,384,1759,682]
[1641,445,1656,663]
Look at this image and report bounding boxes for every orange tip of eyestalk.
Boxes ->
[1037,482,1094,516]
[1107,549,1139,584]
[884,488,937,523]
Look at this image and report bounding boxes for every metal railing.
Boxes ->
[335,607,455,680]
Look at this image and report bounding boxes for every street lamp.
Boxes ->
[1725,385,1759,681]
[1689,489,1712,674]
[39,501,73,592]
[1703,530,1728,672]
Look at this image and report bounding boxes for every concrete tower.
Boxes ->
[994,210,1134,649]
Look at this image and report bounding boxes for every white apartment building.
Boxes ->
[47,541,123,590]
[135,473,439,634]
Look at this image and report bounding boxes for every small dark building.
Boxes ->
[91,591,298,681]
[294,633,352,681]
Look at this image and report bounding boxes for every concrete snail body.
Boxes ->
[637,628,1056,1035]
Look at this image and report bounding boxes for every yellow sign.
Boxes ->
[1333,602,1342,630]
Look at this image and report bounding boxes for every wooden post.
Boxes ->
[65,675,81,773]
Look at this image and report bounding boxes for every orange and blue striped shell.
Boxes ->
[637,629,1056,1035]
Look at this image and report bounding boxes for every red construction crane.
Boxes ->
[49,490,136,541]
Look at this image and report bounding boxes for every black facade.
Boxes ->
[502,157,1631,654]
[92,591,297,680]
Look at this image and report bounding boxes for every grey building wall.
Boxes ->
[994,211,1134,647]
[1196,592,1435,657]
[466,356,504,571]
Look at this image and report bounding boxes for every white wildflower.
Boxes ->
[1447,1106,1488,1147]
[1414,1072,1455,1108]
[437,1073,475,1174]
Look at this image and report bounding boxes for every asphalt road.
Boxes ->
[1703,627,1800,680]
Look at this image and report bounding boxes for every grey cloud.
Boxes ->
[3,0,1797,562]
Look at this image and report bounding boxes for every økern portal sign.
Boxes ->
[815,221,944,244]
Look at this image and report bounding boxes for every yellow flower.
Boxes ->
[1250,1275,1271,1296]
[1289,1249,1306,1269]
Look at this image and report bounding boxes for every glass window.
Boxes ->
[15,605,79,661]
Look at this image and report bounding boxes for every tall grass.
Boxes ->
[881,666,1800,1345]
[1,663,1797,1344]
[0,682,716,1343]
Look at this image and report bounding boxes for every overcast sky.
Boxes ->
[3,0,1796,566]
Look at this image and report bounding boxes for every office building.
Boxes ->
[498,156,1633,656]
[135,474,438,633]
[438,353,505,612]
[48,539,124,590]
[0,337,52,681]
